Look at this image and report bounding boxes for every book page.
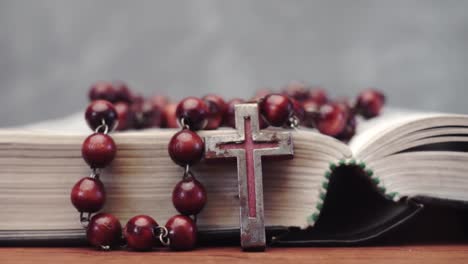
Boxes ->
[349,107,443,155]
[19,112,88,133]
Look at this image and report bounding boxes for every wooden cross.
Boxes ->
[204,103,294,251]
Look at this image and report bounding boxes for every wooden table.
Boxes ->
[1,246,468,264]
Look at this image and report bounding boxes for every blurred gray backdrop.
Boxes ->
[0,0,467,126]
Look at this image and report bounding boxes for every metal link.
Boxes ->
[179,117,191,130]
[100,245,111,251]
[95,119,110,134]
[90,168,101,179]
[183,164,195,180]
[80,212,91,229]
[288,116,300,130]
[154,226,170,247]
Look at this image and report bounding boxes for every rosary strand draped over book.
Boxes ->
[2,81,468,251]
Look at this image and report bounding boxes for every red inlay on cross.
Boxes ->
[218,117,279,217]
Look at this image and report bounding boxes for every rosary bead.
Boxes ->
[336,114,357,143]
[165,215,197,251]
[71,177,106,213]
[335,97,353,113]
[290,98,305,124]
[132,94,145,106]
[259,94,293,127]
[82,133,117,169]
[163,103,179,128]
[113,81,133,103]
[85,100,118,132]
[172,176,207,215]
[203,94,227,130]
[283,81,309,101]
[224,98,245,128]
[355,89,385,119]
[302,99,320,128]
[114,102,132,131]
[315,102,348,137]
[168,129,204,166]
[254,88,273,99]
[150,95,170,110]
[89,81,117,103]
[176,97,209,130]
[308,88,328,105]
[87,213,122,249]
[124,215,158,251]
[131,100,163,129]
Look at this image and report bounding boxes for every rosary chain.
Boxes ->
[154,226,170,247]
[80,212,91,229]
[94,119,110,134]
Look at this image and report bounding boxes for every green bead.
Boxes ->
[316,203,323,211]
[387,192,398,199]
[312,213,319,222]
[322,181,329,189]
[319,192,326,200]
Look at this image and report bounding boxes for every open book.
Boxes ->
[1,108,468,243]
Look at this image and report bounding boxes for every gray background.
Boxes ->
[1,0,467,126]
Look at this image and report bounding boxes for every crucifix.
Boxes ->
[204,103,294,251]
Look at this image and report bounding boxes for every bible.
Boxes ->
[1,108,468,245]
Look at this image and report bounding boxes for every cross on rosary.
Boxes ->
[205,103,294,251]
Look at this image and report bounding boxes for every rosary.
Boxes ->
[70,81,385,251]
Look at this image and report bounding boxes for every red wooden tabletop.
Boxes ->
[1,245,468,264]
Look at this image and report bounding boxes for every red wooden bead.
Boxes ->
[290,98,305,124]
[355,89,385,119]
[224,98,245,128]
[203,94,227,130]
[283,81,309,101]
[254,88,272,99]
[113,81,133,103]
[82,133,117,168]
[71,177,106,213]
[259,94,293,127]
[114,102,132,131]
[131,94,145,105]
[124,215,158,251]
[131,100,163,129]
[335,97,353,113]
[172,177,207,215]
[87,213,122,249]
[336,114,356,143]
[302,99,320,128]
[168,129,204,166]
[165,215,197,251]
[150,95,170,109]
[176,97,209,130]
[308,88,328,105]
[163,103,179,129]
[85,100,118,132]
[315,103,348,137]
[89,81,117,103]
